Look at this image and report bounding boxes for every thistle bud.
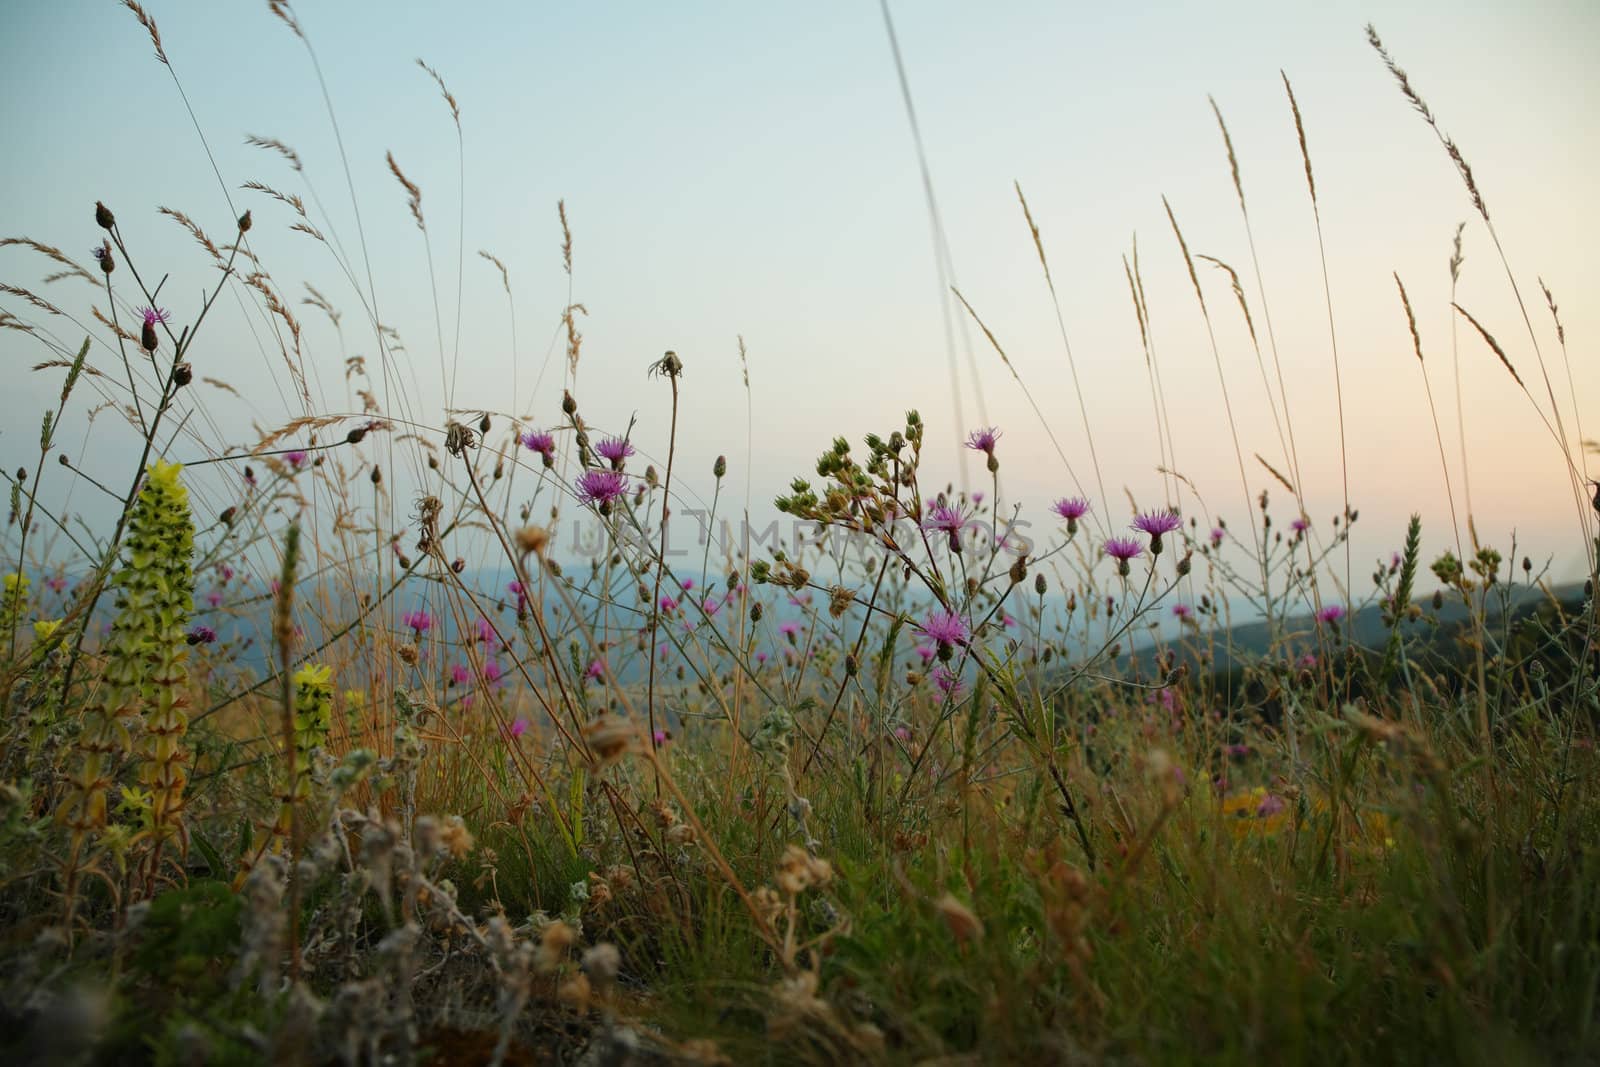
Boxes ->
[346,425,369,445]
[845,653,858,677]
[237,209,252,233]
[173,362,193,387]
[713,455,726,479]
[96,240,115,274]
[750,602,763,622]
[479,413,492,435]
[220,506,236,526]
[562,390,577,416]
[370,465,382,486]
[141,319,159,353]
[428,455,439,471]
[1009,556,1027,585]
[1176,551,1192,577]
[452,557,466,574]
[95,201,115,230]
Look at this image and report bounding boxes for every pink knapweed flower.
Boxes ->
[1132,509,1182,554]
[594,436,635,469]
[285,450,308,469]
[575,469,629,508]
[402,609,432,636]
[1315,604,1346,626]
[1103,536,1144,576]
[964,426,1001,455]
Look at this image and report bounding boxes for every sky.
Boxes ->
[2,0,1597,590]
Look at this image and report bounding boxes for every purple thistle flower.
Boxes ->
[575,468,629,509]
[964,426,1002,455]
[1132,509,1182,555]
[285,450,308,470]
[509,717,529,738]
[1172,603,1193,620]
[1103,536,1144,576]
[1290,516,1309,534]
[521,430,556,456]
[450,663,471,686]
[1316,604,1346,626]
[139,306,171,327]
[1052,497,1090,521]
[914,643,937,665]
[933,664,965,698]
[206,590,222,608]
[1256,793,1287,818]
[660,594,678,612]
[917,609,969,660]
[1052,496,1091,535]
[483,660,505,686]
[585,659,606,683]
[402,609,432,636]
[921,502,963,533]
[778,620,802,642]
[594,436,635,469]
[186,624,217,645]
[1210,526,1225,548]
[921,501,966,551]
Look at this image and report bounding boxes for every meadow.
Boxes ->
[1,3,1597,1064]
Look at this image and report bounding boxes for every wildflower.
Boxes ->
[482,660,505,686]
[1256,793,1287,818]
[1132,509,1182,555]
[652,728,670,747]
[933,665,964,698]
[450,663,471,686]
[585,659,606,683]
[964,426,1001,455]
[703,596,721,618]
[659,594,678,612]
[893,725,911,743]
[1103,536,1144,576]
[778,620,802,644]
[285,450,308,470]
[509,717,529,738]
[921,501,965,551]
[972,490,985,505]
[138,306,167,351]
[1172,603,1193,620]
[1052,496,1090,535]
[1290,516,1309,534]
[914,643,937,665]
[45,575,66,594]
[474,616,495,644]
[92,241,114,273]
[186,624,216,645]
[402,609,432,637]
[575,469,629,511]
[1316,604,1346,627]
[1210,526,1225,549]
[205,590,222,608]
[594,436,635,470]
[521,429,557,460]
[917,609,969,661]
[756,650,769,666]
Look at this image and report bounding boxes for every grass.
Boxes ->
[0,3,1597,1064]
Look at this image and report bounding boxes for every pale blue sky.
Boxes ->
[3,1,1596,582]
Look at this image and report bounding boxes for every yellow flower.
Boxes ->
[293,663,333,689]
